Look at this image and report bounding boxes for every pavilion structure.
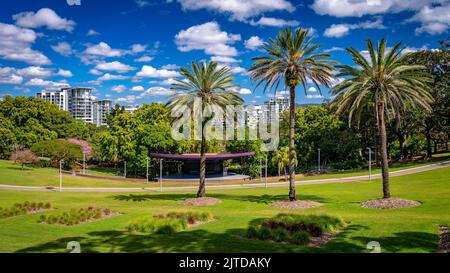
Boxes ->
[150,152,255,181]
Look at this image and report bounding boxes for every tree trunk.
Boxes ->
[377,102,391,199]
[197,121,207,198]
[288,85,297,201]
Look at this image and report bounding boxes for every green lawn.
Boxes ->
[0,166,449,253]
[0,158,448,188]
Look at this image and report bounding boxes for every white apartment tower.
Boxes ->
[94,100,112,126]
[37,87,112,126]
[36,90,69,111]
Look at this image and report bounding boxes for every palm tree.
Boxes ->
[272,147,298,180]
[331,39,433,199]
[248,28,335,201]
[167,61,243,198]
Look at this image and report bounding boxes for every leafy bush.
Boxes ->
[0,201,51,219]
[246,214,345,245]
[127,211,213,234]
[329,159,365,170]
[40,207,114,226]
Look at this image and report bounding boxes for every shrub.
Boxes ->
[272,227,288,242]
[246,214,345,245]
[290,231,311,245]
[40,207,114,226]
[0,201,51,219]
[127,211,213,234]
[257,227,272,240]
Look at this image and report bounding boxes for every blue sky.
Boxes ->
[0,0,448,106]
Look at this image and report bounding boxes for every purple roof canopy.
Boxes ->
[150,152,256,160]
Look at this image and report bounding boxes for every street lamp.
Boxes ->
[124,161,127,178]
[318,148,321,172]
[82,151,86,175]
[265,154,268,188]
[59,159,63,192]
[146,157,149,184]
[159,159,163,192]
[367,147,372,180]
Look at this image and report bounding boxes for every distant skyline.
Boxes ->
[0,0,448,106]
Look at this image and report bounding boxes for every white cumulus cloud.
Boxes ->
[244,36,264,50]
[175,21,241,56]
[13,8,75,32]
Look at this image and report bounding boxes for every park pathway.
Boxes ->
[0,161,449,193]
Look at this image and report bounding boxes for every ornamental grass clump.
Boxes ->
[0,201,51,219]
[40,207,114,226]
[246,214,345,245]
[127,211,213,234]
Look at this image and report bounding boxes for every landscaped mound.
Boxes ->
[40,207,116,226]
[269,200,322,210]
[0,201,52,219]
[127,211,214,234]
[361,198,421,209]
[246,214,345,246]
[182,197,223,207]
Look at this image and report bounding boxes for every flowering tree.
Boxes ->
[66,139,92,158]
[10,150,39,170]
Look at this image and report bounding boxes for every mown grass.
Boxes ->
[0,166,449,253]
[0,158,448,188]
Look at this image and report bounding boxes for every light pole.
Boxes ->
[318,148,321,172]
[146,157,149,184]
[259,156,262,181]
[265,154,268,188]
[159,159,163,192]
[124,161,127,178]
[368,148,372,180]
[59,159,63,192]
[82,151,86,175]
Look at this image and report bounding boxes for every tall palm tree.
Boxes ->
[331,39,433,199]
[248,28,335,201]
[167,61,243,198]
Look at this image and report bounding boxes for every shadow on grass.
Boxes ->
[351,231,438,253]
[17,223,374,253]
[112,193,328,205]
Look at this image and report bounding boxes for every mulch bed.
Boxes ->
[439,226,449,253]
[308,225,347,248]
[360,198,421,209]
[181,197,223,207]
[269,200,323,210]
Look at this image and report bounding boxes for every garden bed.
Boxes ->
[40,207,118,226]
[269,200,322,210]
[360,198,421,209]
[246,214,346,247]
[181,197,223,206]
[0,201,52,219]
[127,211,214,234]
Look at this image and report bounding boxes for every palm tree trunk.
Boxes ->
[197,121,207,198]
[377,102,391,199]
[288,85,297,201]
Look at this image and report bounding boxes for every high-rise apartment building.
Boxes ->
[94,100,112,126]
[36,87,112,126]
[36,90,69,111]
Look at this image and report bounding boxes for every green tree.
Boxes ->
[272,147,297,179]
[168,61,243,198]
[404,47,449,157]
[248,28,335,201]
[331,39,433,199]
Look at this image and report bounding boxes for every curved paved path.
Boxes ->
[0,161,449,193]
